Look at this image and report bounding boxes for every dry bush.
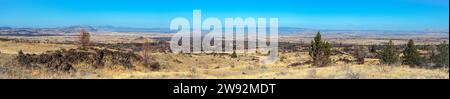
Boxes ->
[141,40,160,70]
[307,68,319,78]
[353,45,367,64]
[345,71,361,79]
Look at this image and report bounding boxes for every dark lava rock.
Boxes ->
[15,47,143,72]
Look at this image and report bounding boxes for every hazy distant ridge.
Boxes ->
[0,26,448,38]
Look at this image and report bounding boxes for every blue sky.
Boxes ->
[0,0,448,31]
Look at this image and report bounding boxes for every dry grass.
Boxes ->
[0,36,448,79]
[1,51,447,79]
[0,41,77,54]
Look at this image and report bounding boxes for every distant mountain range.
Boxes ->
[95,25,176,33]
[0,25,178,36]
[0,25,448,38]
[0,25,98,36]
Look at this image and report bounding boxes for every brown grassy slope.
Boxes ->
[0,36,448,79]
[1,51,448,79]
[0,41,77,54]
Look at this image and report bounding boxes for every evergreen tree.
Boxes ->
[432,42,449,67]
[370,45,377,53]
[230,51,238,58]
[402,40,422,66]
[379,40,400,65]
[309,32,332,67]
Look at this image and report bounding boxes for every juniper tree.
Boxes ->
[370,45,377,53]
[309,32,332,67]
[402,40,422,66]
[230,51,238,58]
[432,42,449,67]
[379,40,400,65]
[423,44,436,67]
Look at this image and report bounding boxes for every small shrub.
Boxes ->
[230,51,238,58]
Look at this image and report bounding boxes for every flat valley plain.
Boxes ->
[0,32,448,79]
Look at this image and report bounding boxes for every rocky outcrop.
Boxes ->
[16,47,142,72]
